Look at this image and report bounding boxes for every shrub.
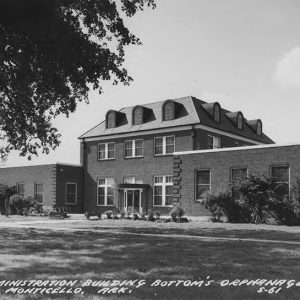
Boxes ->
[170,206,185,222]
[10,194,24,215]
[202,174,300,225]
[42,205,55,216]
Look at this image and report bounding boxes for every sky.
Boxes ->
[4,0,300,167]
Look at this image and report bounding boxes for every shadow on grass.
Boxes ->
[0,228,299,300]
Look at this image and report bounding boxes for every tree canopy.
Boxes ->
[0,0,156,160]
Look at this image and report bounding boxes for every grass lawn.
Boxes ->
[0,219,299,299]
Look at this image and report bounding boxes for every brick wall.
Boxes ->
[0,165,56,206]
[83,130,193,213]
[193,128,253,149]
[174,145,300,216]
[0,164,83,212]
[56,164,83,213]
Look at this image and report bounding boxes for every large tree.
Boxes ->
[0,0,155,160]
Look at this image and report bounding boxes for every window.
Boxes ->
[271,166,290,195]
[213,104,220,122]
[106,111,116,128]
[65,183,77,204]
[207,135,221,149]
[153,175,173,206]
[123,176,143,184]
[237,113,243,129]
[34,183,43,203]
[133,106,143,125]
[257,121,262,135]
[195,170,211,201]
[163,101,175,121]
[124,139,143,158]
[154,136,175,155]
[97,178,114,206]
[98,142,115,160]
[231,168,248,182]
[16,183,25,197]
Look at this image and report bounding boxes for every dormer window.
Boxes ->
[237,113,243,129]
[257,120,262,135]
[106,110,116,129]
[132,106,143,125]
[213,103,220,122]
[163,100,175,121]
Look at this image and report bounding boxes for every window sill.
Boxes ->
[97,204,115,207]
[98,158,115,161]
[65,202,77,205]
[152,205,173,207]
[124,156,144,159]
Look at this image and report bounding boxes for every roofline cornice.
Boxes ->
[79,123,267,144]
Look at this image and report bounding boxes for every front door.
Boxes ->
[125,189,142,213]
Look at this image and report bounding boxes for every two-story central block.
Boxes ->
[79,96,274,215]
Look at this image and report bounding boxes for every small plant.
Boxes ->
[147,210,155,221]
[154,211,160,220]
[104,210,113,219]
[170,206,185,222]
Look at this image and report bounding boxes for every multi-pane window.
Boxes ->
[231,168,248,182]
[106,111,115,128]
[207,135,221,149]
[97,178,114,206]
[124,139,143,158]
[34,183,43,203]
[153,175,173,206]
[16,183,25,197]
[133,106,143,125]
[237,113,243,129]
[154,136,175,155]
[271,166,290,195]
[163,101,175,121]
[98,142,115,160]
[195,170,211,201]
[257,121,262,135]
[214,105,220,122]
[123,176,143,184]
[65,183,77,204]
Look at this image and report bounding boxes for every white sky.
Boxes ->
[5,0,300,167]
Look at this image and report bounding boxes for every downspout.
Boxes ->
[81,138,86,213]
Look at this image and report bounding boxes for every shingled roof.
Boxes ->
[79,96,274,144]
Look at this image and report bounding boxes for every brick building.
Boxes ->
[79,96,274,215]
[0,163,83,213]
[173,144,300,216]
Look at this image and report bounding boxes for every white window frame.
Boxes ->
[123,176,143,184]
[154,135,175,155]
[124,139,143,158]
[207,135,221,149]
[195,169,211,202]
[98,142,115,160]
[153,175,173,207]
[270,165,290,195]
[65,182,77,205]
[97,178,115,206]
